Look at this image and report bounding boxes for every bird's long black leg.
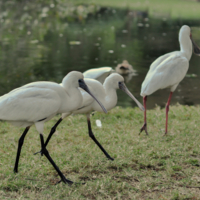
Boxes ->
[39,133,73,185]
[139,96,149,135]
[44,118,63,147]
[34,118,63,155]
[14,126,30,173]
[86,114,114,161]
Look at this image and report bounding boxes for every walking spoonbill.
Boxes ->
[39,73,144,161]
[0,71,107,184]
[140,25,200,135]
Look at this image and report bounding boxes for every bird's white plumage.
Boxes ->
[141,25,192,97]
[83,79,106,108]
[0,87,60,122]
[73,73,143,115]
[141,52,189,96]
[74,78,108,114]
[75,74,123,114]
[0,71,85,128]
[83,67,114,84]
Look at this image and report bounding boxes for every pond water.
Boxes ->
[1,6,200,109]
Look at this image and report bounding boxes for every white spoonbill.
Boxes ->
[39,73,144,161]
[0,71,107,184]
[140,25,200,135]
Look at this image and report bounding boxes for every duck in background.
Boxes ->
[115,60,137,75]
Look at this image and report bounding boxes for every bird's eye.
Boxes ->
[78,79,82,83]
[118,81,123,89]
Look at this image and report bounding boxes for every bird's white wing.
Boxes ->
[141,53,189,96]
[83,67,114,84]
[83,67,113,79]
[149,51,178,72]
[0,87,61,122]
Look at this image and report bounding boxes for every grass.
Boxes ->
[0,104,200,199]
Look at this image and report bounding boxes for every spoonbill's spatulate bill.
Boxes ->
[140,25,200,135]
[41,73,144,161]
[0,71,107,184]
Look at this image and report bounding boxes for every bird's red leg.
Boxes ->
[139,96,148,135]
[165,92,173,135]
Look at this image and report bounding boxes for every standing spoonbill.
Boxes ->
[0,71,107,184]
[39,73,144,161]
[140,25,200,135]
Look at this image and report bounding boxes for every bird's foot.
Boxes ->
[107,156,114,161]
[34,149,43,156]
[164,131,168,136]
[56,177,85,185]
[139,123,149,135]
[56,176,73,185]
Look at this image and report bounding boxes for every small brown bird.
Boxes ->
[115,60,137,75]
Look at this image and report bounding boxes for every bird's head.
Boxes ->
[104,73,145,111]
[62,71,84,88]
[62,71,107,114]
[104,73,124,89]
[180,25,200,56]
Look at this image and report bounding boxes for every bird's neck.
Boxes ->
[104,84,118,111]
[62,85,83,112]
[179,35,193,60]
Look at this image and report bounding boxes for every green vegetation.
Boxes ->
[0,105,200,199]
[1,0,200,101]
[81,0,200,19]
[2,0,200,23]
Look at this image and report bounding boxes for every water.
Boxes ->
[1,6,200,109]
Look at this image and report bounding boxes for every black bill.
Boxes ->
[191,36,200,56]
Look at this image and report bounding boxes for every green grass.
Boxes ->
[76,0,200,19]
[1,105,200,199]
